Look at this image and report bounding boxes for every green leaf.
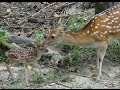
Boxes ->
[67,16,87,31]
[0,28,8,46]
[35,31,44,43]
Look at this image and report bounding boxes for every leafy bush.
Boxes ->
[0,47,8,62]
[0,28,8,46]
[106,40,120,63]
[0,28,9,62]
[67,16,87,31]
[61,40,120,68]
[35,30,44,43]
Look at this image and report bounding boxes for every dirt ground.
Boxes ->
[0,59,119,89]
[0,2,94,36]
[0,2,120,89]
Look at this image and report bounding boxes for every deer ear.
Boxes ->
[57,26,64,30]
[58,18,68,32]
[56,26,64,34]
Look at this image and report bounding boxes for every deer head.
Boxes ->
[43,18,68,46]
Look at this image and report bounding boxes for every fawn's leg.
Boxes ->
[33,61,43,76]
[5,64,15,80]
[23,61,29,86]
[97,43,107,80]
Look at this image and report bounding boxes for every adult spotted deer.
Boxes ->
[43,4,120,80]
[4,43,47,86]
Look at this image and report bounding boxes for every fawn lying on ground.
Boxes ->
[4,43,47,86]
[43,4,120,80]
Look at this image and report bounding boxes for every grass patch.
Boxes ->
[45,69,61,82]
[0,46,8,62]
[31,73,45,84]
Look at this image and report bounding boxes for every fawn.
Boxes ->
[43,4,120,80]
[4,43,47,86]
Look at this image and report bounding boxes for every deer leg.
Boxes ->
[23,61,29,86]
[97,44,107,80]
[96,48,100,76]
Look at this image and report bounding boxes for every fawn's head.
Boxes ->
[34,42,48,53]
[43,26,65,46]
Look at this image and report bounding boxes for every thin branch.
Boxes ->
[54,9,94,18]
[3,19,11,27]
[54,12,84,18]
[38,78,73,89]
[54,2,76,11]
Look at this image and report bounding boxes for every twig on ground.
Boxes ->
[3,19,35,29]
[3,19,11,27]
[38,78,73,89]
[55,81,73,89]
[54,2,76,11]
[54,12,85,18]
[18,3,56,25]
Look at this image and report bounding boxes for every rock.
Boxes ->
[7,35,35,48]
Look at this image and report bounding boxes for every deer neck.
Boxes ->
[62,30,95,46]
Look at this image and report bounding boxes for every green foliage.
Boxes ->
[42,58,49,66]
[32,73,45,84]
[106,40,120,63]
[45,70,60,81]
[67,16,87,31]
[0,28,8,46]
[0,47,8,62]
[62,40,120,67]
[69,47,95,66]
[62,56,71,69]
[0,27,10,63]
[35,30,44,43]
